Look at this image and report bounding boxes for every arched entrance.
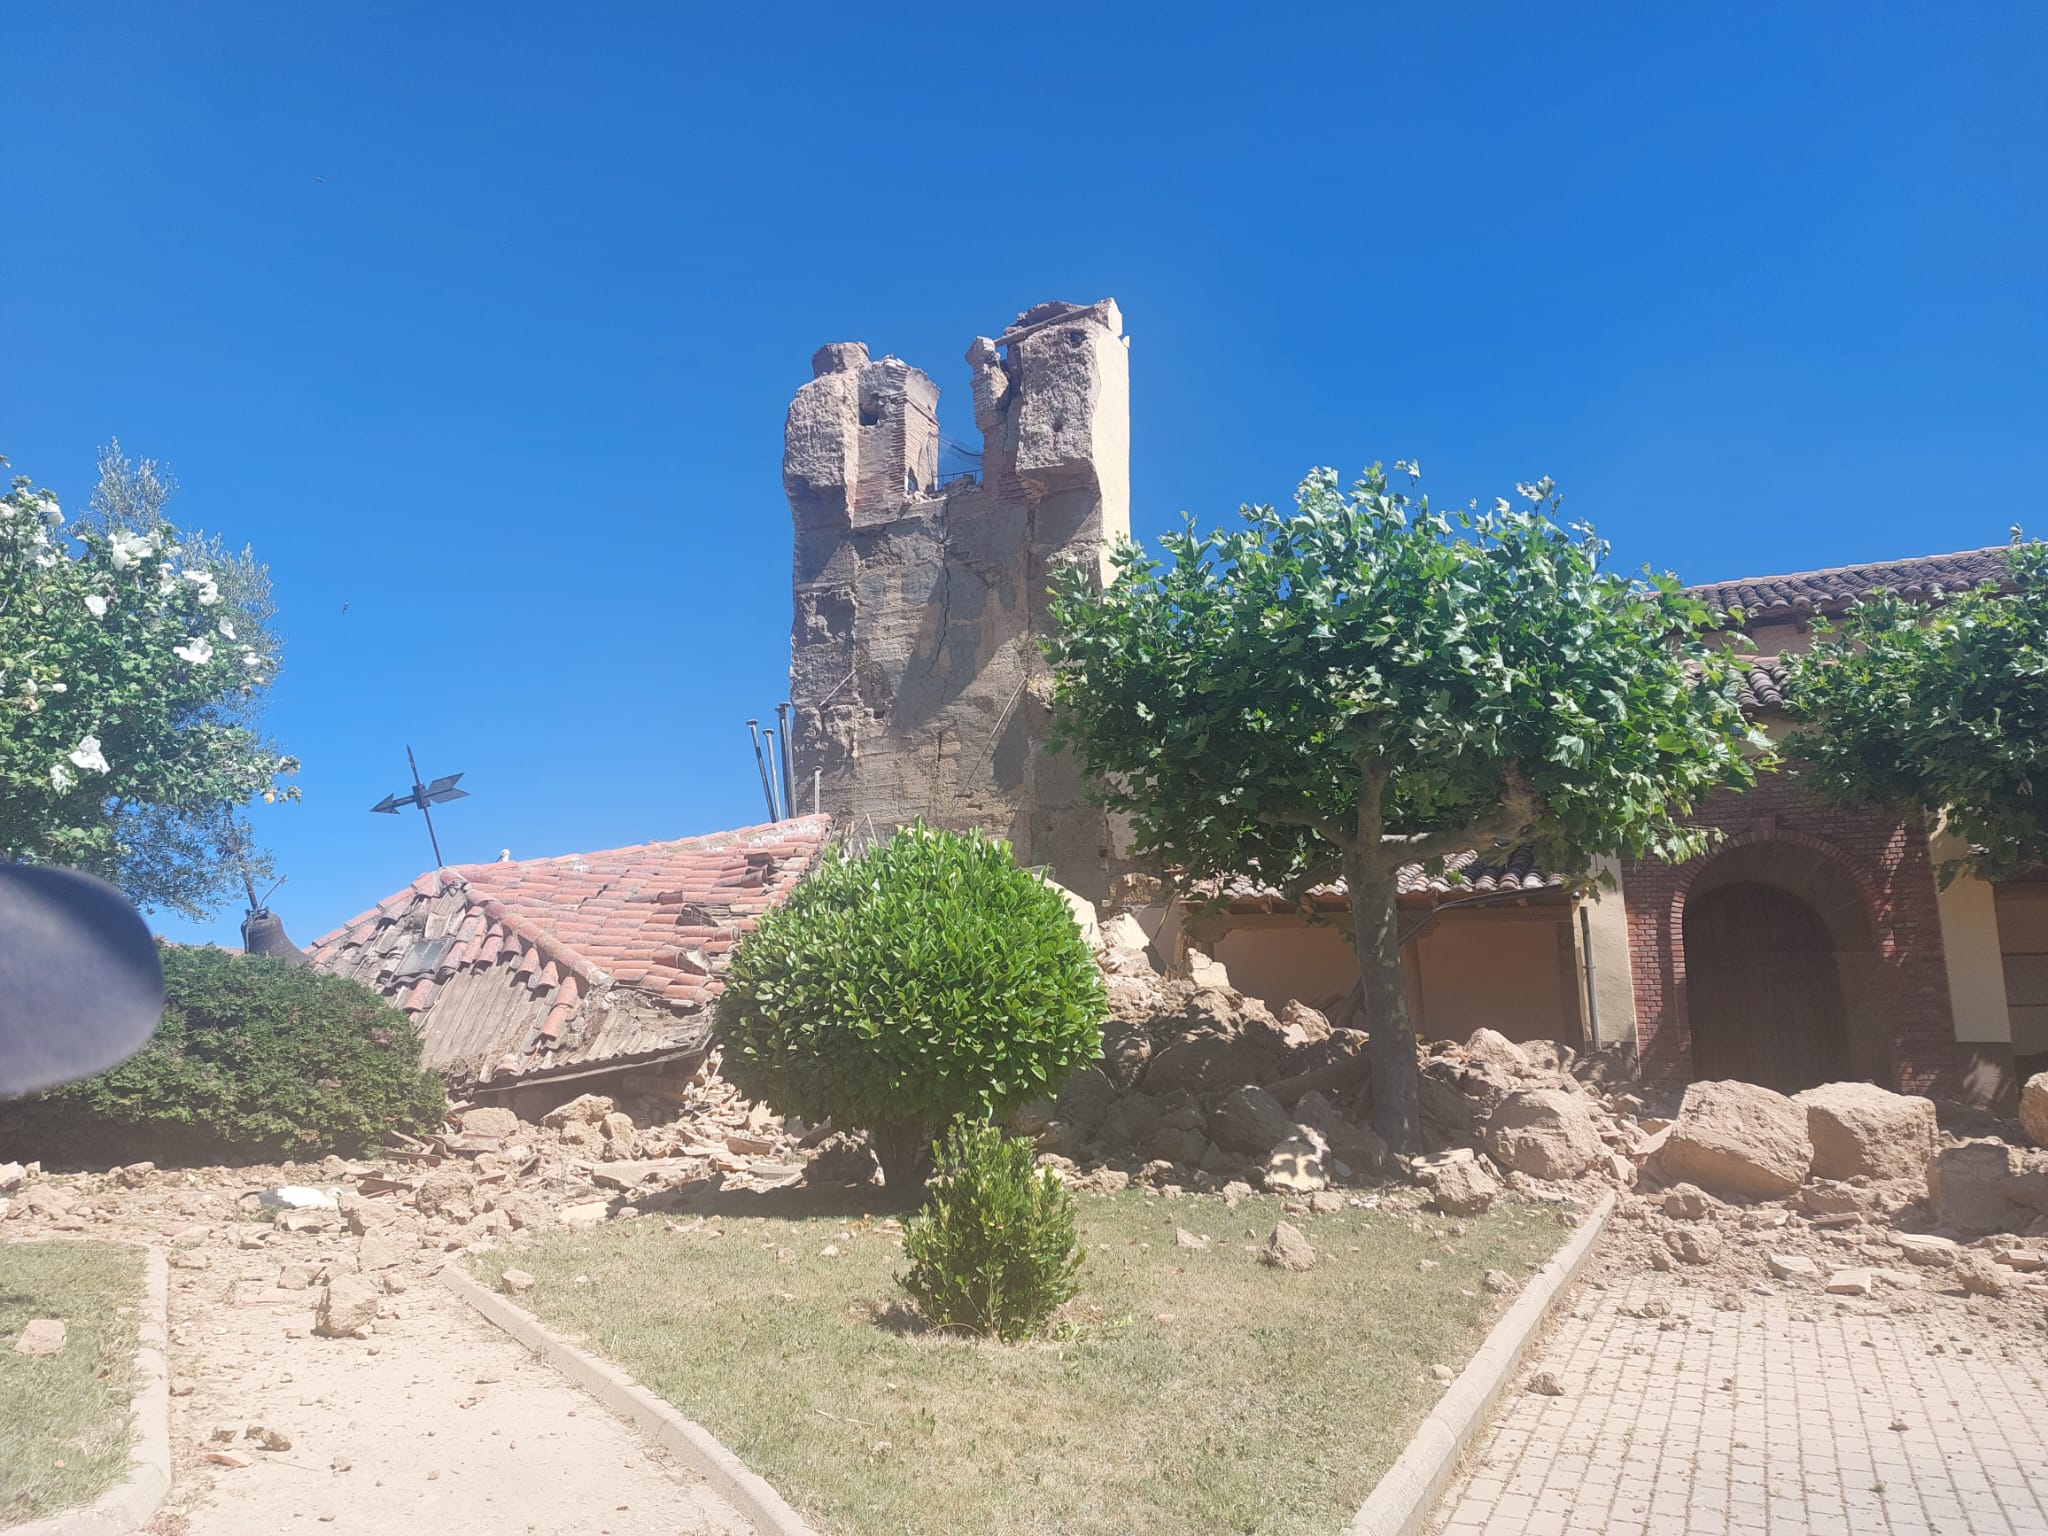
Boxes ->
[1684,880,1851,1091]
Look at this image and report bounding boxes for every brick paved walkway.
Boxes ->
[1430,1274,2048,1536]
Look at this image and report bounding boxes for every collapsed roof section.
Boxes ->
[307,815,831,1091]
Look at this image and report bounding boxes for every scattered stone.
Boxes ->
[1665,1225,1724,1265]
[1992,1247,2045,1272]
[1421,1155,1500,1216]
[457,1106,522,1139]
[1207,1085,1298,1157]
[499,1268,536,1295]
[1660,1080,1813,1200]
[1928,1142,2019,1237]
[1525,1370,1565,1396]
[1483,1268,1514,1295]
[1430,1363,1456,1383]
[258,1428,293,1452]
[1464,1028,1532,1077]
[411,1163,477,1218]
[1825,1268,1873,1297]
[1768,1253,1822,1282]
[1894,1233,1962,1267]
[1308,1191,1345,1215]
[1955,1253,2009,1297]
[0,1162,24,1193]
[1220,1180,1254,1209]
[314,1274,380,1338]
[356,1232,410,1272]
[541,1093,616,1128]
[1662,1183,1715,1221]
[1488,1088,1602,1181]
[2020,1071,2048,1149]
[13,1319,66,1356]
[1795,1081,1938,1186]
[558,1200,610,1228]
[1260,1222,1316,1272]
[206,1452,252,1469]
[1174,1228,1210,1251]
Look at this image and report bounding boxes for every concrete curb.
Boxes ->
[13,1246,172,1536]
[1349,1192,1616,1536]
[442,1266,824,1536]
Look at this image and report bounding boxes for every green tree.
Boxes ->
[0,448,297,919]
[1045,465,1764,1151]
[1785,533,2048,885]
[715,824,1107,1188]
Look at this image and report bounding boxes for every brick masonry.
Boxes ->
[1620,768,1961,1096]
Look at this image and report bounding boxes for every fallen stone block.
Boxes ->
[1661,1080,1812,1200]
[13,1319,66,1356]
[1927,1142,2017,1237]
[1768,1253,1822,1282]
[1259,1222,1315,1271]
[1825,1268,1872,1296]
[1794,1081,1937,1186]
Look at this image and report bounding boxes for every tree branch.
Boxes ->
[1256,806,1355,850]
[1374,763,1540,867]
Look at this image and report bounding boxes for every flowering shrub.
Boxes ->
[0,448,298,917]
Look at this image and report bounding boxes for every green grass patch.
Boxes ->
[0,1242,144,1527]
[483,1187,1563,1535]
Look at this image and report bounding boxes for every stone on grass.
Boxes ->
[1260,1222,1316,1271]
[1768,1253,1822,1282]
[1927,1142,2017,1237]
[1207,1086,1299,1157]
[2020,1072,2048,1149]
[1483,1268,1514,1295]
[1660,1080,1812,1200]
[1794,1081,1937,1186]
[499,1268,536,1295]
[1174,1228,1210,1252]
[314,1275,380,1338]
[558,1200,610,1228]
[14,1319,66,1355]
[1424,1155,1501,1216]
[1488,1088,1602,1181]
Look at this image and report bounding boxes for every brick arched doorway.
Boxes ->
[1677,838,1887,1091]
[1684,881,1850,1091]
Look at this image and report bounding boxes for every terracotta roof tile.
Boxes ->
[1204,844,1564,914]
[1687,546,2011,619]
[307,815,832,1089]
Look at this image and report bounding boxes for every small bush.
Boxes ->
[900,1118,1084,1341]
[715,823,1106,1187]
[0,944,445,1163]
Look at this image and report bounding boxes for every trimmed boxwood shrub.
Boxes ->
[714,823,1107,1188]
[901,1118,1084,1340]
[0,944,445,1163]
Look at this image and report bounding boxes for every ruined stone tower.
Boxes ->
[783,299,1129,900]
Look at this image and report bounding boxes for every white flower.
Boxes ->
[84,593,108,618]
[1494,497,1512,514]
[50,764,75,792]
[173,637,214,665]
[182,569,220,606]
[68,735,109,774]
[109,531,153,570]
[46,681,67,693]
[241,650,263,668]
[218,619,236,640]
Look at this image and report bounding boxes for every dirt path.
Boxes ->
[4,1169,758,1536]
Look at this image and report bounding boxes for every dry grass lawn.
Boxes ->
[0,1241,143,1528]
[483,1185,1565,1535]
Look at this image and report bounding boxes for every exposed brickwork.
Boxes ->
[1621,770,1961,1095]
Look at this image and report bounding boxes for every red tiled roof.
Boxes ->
[308,816,831,1088]
[1687,547,2011,619]
[1732,655,1792,712]
[1202,844,1562,914]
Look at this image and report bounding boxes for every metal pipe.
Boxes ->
[1579,901,1601,1047]
[775,702,796,820]
[745,721,778,822]
[761,723,783,821]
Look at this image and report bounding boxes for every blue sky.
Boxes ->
[5,4,2044,948]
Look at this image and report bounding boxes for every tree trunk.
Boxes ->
[1343,844,1422,1153]
[868,1120,933,1193]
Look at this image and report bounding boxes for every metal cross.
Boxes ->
[370,745,468,867]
